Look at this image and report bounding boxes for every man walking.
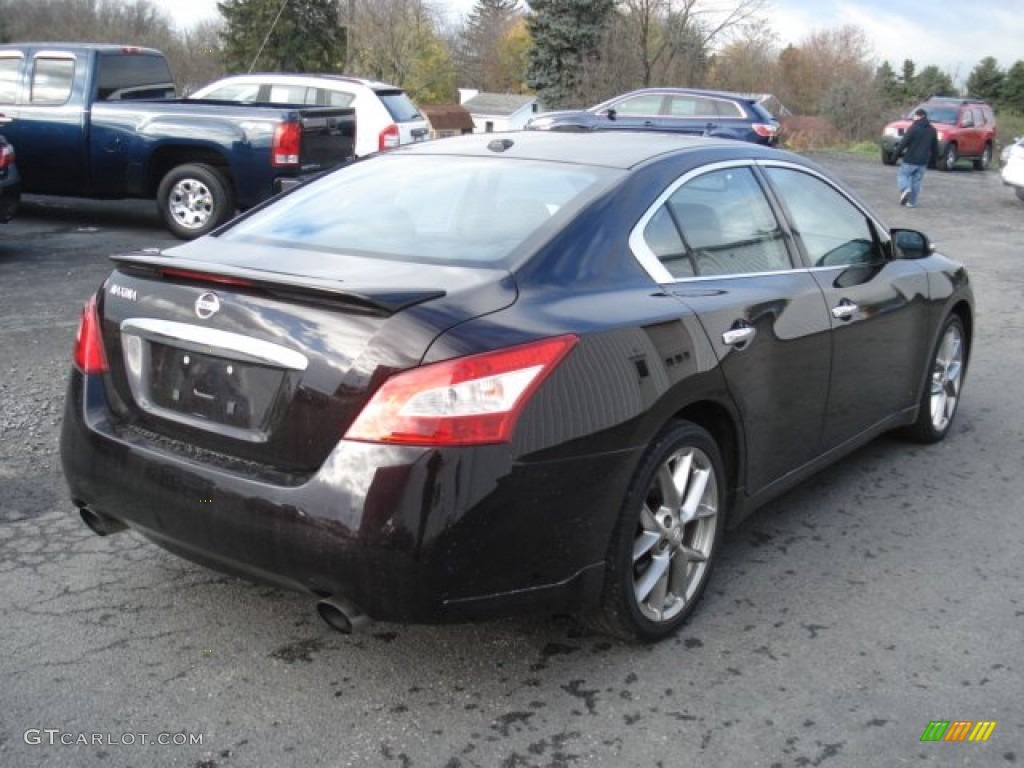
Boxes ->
[895,108,939,207]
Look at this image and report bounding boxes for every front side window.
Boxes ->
[613,94,663,116]
[30,57,74,104]
[764,167,880,267]
[644,166,791,278]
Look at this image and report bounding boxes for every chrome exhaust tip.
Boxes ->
[316,595,370,634]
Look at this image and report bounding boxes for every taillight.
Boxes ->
[345,335,578,446]
[0,142,14,170]
[73,295,109,374]
[752,123,778,138]
[272,122,301,166]
[378,123,400,151]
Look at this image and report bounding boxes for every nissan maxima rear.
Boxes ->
[61,132,972,641]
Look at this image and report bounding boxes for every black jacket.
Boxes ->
[896,117,939,166]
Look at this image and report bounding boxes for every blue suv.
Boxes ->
[526,87,781,145]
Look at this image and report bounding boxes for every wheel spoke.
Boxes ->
[635,553,670,604]
[657,460,684,511]
[680,465,710,524]
[633,531,660,562]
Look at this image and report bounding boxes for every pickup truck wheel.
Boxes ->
[157,164,235,240]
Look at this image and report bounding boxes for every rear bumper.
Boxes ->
[60,371,634,623]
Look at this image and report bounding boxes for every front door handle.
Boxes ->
[831,299,858,321]
[722,325,756,347]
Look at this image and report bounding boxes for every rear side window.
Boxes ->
[664,167,791,277]
[96,53,174,100]
[0,56,21,104]
[266,83,317,104]
[30,57,74,104]
[376,90,421,122]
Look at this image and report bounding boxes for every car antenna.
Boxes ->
[249,0,291,73]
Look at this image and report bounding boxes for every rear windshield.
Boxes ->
[749,102,776,123]
[376,90,422,122]
[220,154,620,267]
[96,52,174,100]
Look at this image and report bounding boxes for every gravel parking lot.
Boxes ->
[0,152,1021,768]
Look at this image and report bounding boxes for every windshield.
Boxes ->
[220,154,620,267]
[915,105,958,124]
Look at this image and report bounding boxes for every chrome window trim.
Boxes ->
[120,318,309,371]
[629,158,890,285]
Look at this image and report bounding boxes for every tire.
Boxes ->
[586,420,725,642]
[157,163,235,240]
[881,149,897,166]
[938,143,958,171]
[1016,188,1024,202]
[903,315,967,443]
[972,144,992,171]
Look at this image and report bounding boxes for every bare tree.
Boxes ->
[617,0,768,87]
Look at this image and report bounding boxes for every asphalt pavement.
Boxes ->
[0,154,1020,768]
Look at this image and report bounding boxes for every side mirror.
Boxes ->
[892,228,934,259]
[606,108,617,121]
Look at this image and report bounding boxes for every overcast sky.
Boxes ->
[164,0,1024,83]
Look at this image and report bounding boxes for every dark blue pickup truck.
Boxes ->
[0,43,356,238]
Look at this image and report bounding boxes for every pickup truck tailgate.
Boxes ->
[297,107,356,171]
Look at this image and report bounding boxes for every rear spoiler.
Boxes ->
[109,251,445,316]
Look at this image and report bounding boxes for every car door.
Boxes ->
[600,92,667,132]
[0,50,87,195]
[631,163,833,495]
[659,94,717,137]
[760,164,933,449]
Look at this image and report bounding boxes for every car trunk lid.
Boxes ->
[96,245,515,474]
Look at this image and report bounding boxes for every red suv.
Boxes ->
[881,98,996,171]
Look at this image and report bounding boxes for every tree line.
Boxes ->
[1,0,1021,144]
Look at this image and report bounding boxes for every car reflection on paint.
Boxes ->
[60,131,972,642]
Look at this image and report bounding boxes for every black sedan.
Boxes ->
[60,132,972,642]
[527,87,781,145]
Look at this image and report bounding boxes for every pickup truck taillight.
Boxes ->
[0,142,14,170]
[272,122,301,167]
[379,124,400,151]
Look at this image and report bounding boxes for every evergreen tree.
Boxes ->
[1000,60,1024,112]
[218,0,345,73]
[913,65,956,99]
[965,57,1004,102]
[874,61,903,108]
[526,0,615,108]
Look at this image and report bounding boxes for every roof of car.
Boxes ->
[201,72,403,92]
[394,130,790,170]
